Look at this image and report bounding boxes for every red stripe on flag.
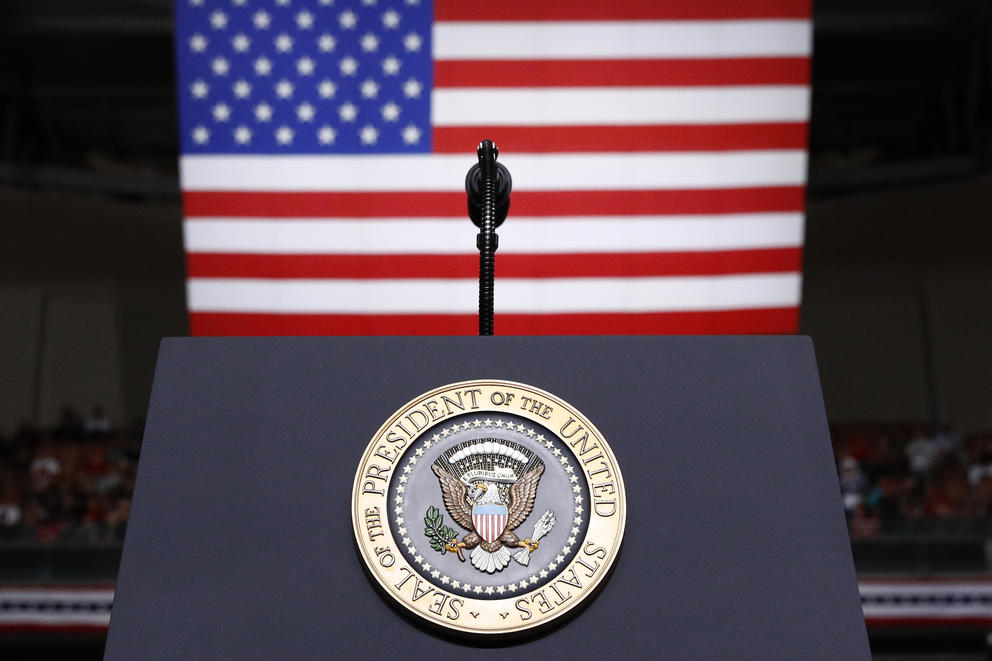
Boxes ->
[0,624,110,634]
[434,58,810,88]
[183,187,805,218]
[184,191,463,218]
[435,0,812,20]
[865,617,992,628]
[186,248,803,279]
[432,124,809,153]
[189,308,800,336]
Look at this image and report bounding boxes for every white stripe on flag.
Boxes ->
[180,151,808,192]
[433,20,812,59]
[433,87,810,126]
[0,612,112,625]
[861,583,992,597]
[183,213,805,254]
[862,605,992,618]
[186,273,802,314]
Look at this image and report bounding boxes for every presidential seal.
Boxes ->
[352,380,626,635]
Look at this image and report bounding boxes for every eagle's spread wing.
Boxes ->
[506,462,545,531]
[431,464,475,531]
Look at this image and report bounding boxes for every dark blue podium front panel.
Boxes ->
[105,336,869,659]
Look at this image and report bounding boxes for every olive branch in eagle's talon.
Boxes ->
[424,506,463,561]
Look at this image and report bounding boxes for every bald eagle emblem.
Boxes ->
[431,438,556,574]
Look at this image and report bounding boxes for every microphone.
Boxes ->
[465,150,511,229]
[466,140,511,336]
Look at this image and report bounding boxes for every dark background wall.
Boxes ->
[0,188,187,427]
[802,175,992,431]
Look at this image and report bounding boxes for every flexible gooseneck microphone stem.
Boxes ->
[465,140,511,336]
[476,141,497,335]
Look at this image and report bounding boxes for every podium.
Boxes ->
[104,336,869,659]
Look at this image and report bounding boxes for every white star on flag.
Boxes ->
[403,32,421,52]
[359,124,378,145]
[318,33,336,52]
[275,79,294,99]
[360,79,379,99]
[212,103,231,121]
[233,125,252,144]
[317,79,336,98]
[381,56,400,75]
[252,11,270,30]
[360,33,379,52]
[210,57,229,76]
[339,57,358,76]
[296,57,315,76]
[190,80,208,99]
[401,124,421,144]
[338,102,357,122]
[382,10,400,29]
[296,103,315,122]
[317,125,336,145]
[296,11,314,29]
[380,102,399,122]
[402,78,420,98]
[209,11,227,30]
[232,33,250,52]
[233,80,251,99]
[253,57,272,76]
[275,33,293,52]
[253,103,272,122]
[275,125,294,145]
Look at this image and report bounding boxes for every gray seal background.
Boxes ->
[104,336,870,659]
[389,411,590,595]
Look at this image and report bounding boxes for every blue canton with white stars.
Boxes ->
[175,0,432,153]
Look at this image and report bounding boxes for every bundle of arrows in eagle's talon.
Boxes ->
[513,510,556,566]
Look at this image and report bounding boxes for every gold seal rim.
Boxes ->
[351,379,626,635]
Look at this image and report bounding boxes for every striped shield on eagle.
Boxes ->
[472,503,508,544]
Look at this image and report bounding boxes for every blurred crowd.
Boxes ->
[1,408,991,544]
[835,425,992,537]
[0,406,141,544]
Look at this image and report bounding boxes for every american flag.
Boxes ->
[175,0,811,335]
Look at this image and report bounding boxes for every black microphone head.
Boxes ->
[465,161,511,228]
